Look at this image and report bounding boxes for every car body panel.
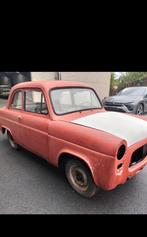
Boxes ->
[72,111,147,147]
[18,112,50,159]
[0,81,147,191]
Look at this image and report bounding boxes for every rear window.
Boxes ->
[11,91,22,110]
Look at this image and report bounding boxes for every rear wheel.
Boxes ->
[7,131,18,150]
[65,159,98,198]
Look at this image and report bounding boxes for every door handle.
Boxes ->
[17,115,22,121]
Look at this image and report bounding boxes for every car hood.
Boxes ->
[72,111,147,147]
[104,95,143,103]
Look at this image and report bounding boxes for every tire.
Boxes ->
[136,103,144,115]
[7,132,18,150]
[65,159,98,198]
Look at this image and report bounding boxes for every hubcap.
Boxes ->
[69,166,88,191]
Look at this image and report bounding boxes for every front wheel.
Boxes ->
[136,103,144,115]
[7,132,18,150]
[65,159,98,198]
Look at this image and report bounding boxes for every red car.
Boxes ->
[0,81,147,198]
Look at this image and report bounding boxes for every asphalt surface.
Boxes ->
[0,98,147,214]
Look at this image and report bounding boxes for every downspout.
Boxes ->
[55,72,62,80]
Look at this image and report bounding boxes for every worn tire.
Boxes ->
[65,159,98,198]
[7,132,18,150]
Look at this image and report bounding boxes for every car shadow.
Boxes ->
[0,134,62,176]
[18,144,63,177]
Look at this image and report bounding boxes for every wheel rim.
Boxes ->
[69,165,88,192]
[137,104,143,115]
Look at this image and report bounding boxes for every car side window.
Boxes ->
[24,90,48,115]
[11,91,22,110]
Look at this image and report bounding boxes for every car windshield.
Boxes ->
[118,87,146,96]
[50,87,102,115]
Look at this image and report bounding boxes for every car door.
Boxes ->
[19,89,50,160]
[7,90,23,143]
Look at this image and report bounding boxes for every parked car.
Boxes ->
[0,76,11,97]
[103,86,147,115]
[0,81,147,198]
[0,85,11,97]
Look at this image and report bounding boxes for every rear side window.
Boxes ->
[11,91,22,110]
[24,90,48,114]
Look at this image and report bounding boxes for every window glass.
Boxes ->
[11,91,22,110]
[118,87,146,96]
[60,91,72,105]
[25,90,48,114]
[50,88,101,115]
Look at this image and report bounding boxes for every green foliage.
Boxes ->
[110,73,120,95]
[110,72,147,95]
[111,72,119,87]
[119,72,147,86]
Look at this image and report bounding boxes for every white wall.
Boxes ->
[31,72,111,99]
[31,72,55,81]
[61,72,111,99]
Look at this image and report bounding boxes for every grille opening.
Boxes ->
[105,107,125,112]
[117,145,126,160]
[125,104,134,111]
[117,163,123,169]
[105,102,122,107]
[129,144,147,167]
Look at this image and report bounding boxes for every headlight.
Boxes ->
[117,145,126,160]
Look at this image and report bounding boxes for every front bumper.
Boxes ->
[95,139,147,190]
[104,103,135,113]
[105,105,130,113]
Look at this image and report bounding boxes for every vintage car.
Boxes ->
[0,81,147,198]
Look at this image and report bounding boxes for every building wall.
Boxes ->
[61,72,111,99]
[31,72,55,81]
[31,72,111,99]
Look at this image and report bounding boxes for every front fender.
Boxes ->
[48,134,115,188]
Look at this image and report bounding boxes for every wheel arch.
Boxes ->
[1,126,6,134]
[140,101,145,108]
[1,126,12,136]
[58,151,95,182]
